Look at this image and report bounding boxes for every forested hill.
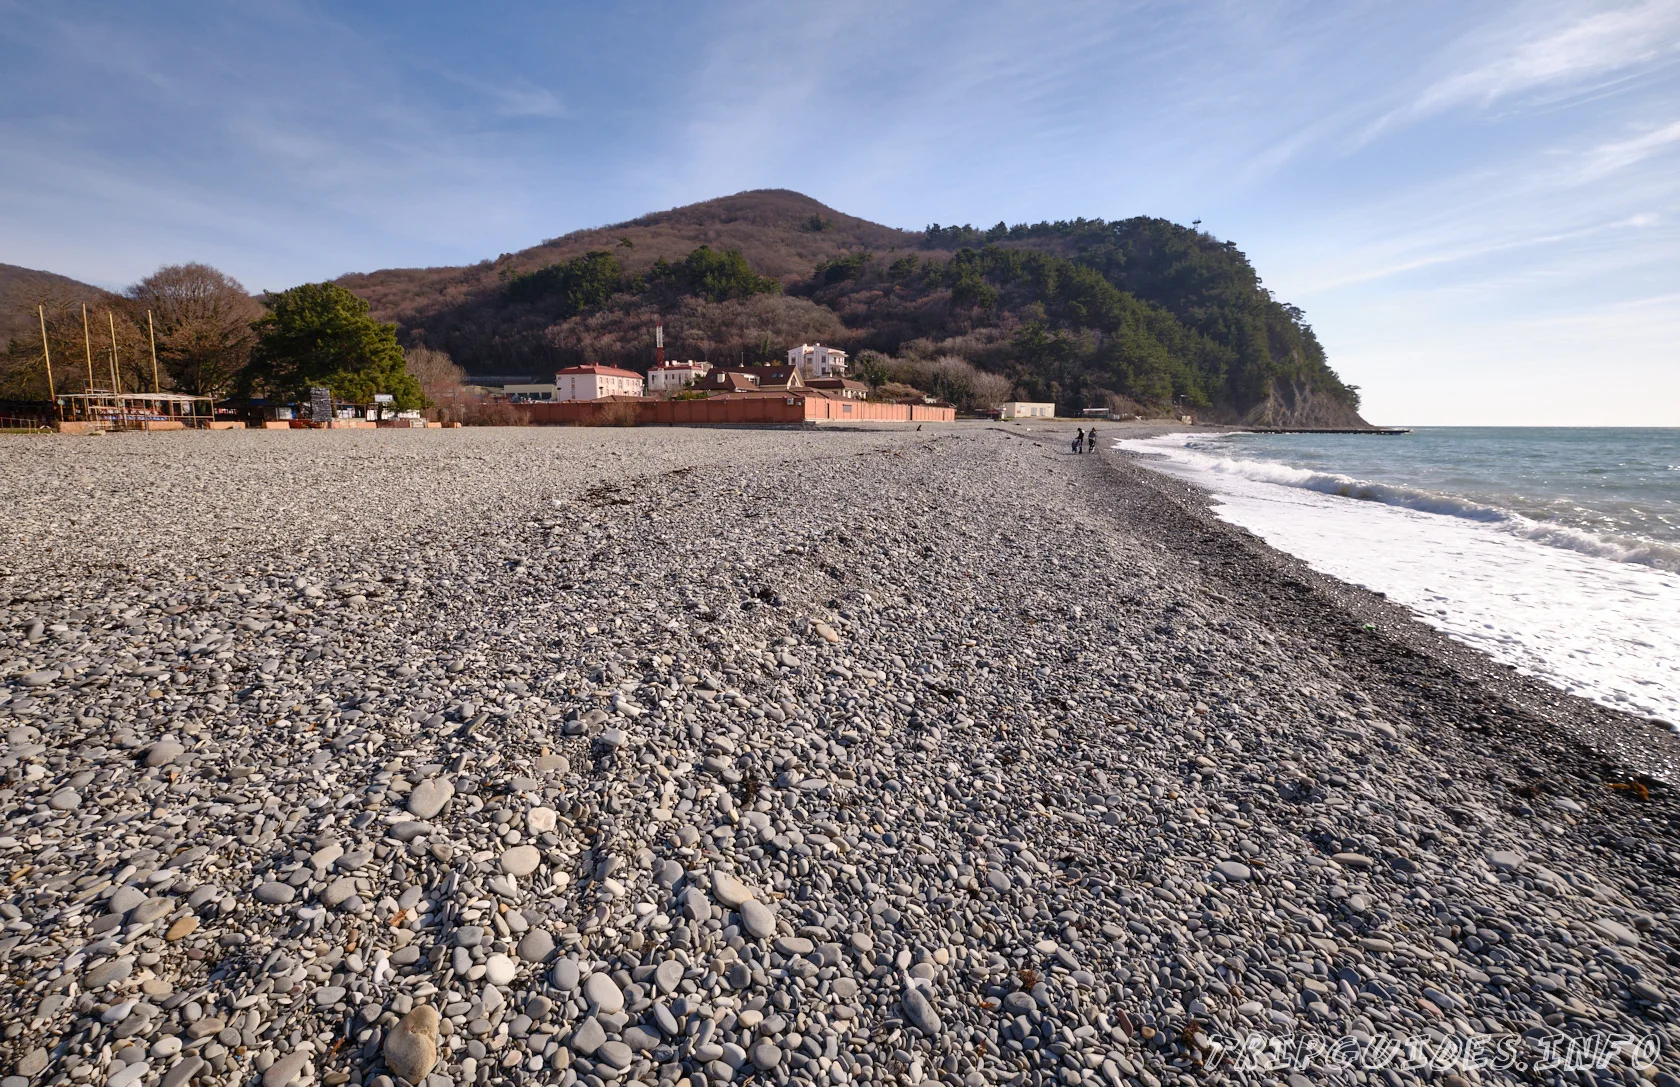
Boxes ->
[339,190,1365,425]
[0,264,113,350]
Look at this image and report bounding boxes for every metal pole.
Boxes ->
[38,305,55,403]
[147,310,160,392]
[82,304,95,420]
[107,311,122,397]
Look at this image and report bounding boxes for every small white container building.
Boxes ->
[1000,401,1055,420]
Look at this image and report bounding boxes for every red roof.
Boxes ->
[557,364,643,379]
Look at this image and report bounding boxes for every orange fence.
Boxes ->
[525,396,954,427]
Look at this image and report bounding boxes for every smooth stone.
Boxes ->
[85,958,135,988]
[1592,917,1640,947]
[161,1057,204,1087]
[255,882,295,905]
[383,1006,440,1083]
[583,972,624,1014]
[145,741,186,768]
[314,986,347,1006]
[500,845,541,877]
[711,870,753,909]
[484,954,516,986]
[517,929,554,963]
[596,1041,633,1070]
[321,878,357,909]
[49,789,81,811]
[108,886,148,915]
[623,1026,661,1052]
[407,778,454,819]
[569,1017,605,1056]
[15,1049,48,1077]
[751,1042,783,1071]
[551,958,580,991]
[1486,849,1524,872]
[739,898,776,939]
[454,926,485,948]
[1215,860,1252,882]
[107,1064,149,1087]
[261,1049,310,1087]
[527,807,557,834]
[654,959,683,995]
[902,987,941,1035]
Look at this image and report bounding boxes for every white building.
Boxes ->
[645,360,712,395]
[555,364,645,401]
[787,343,848,377]
[1000,401,1054,420]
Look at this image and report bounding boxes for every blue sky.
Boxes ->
[2,1,1676,425]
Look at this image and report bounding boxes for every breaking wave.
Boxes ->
[1129,440,1680,574]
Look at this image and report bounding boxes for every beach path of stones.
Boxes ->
[2,425,1679,1087]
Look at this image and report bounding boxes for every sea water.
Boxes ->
[1117,428,1680,726]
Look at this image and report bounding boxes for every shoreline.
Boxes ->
[3,425,1678,1087]
[1088,423,1680,781]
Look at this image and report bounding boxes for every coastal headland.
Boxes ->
[3,424,1677,1086]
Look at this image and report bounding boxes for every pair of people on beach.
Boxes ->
[1073,428,1098,454]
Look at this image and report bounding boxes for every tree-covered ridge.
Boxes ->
[506,245,781,317]
[319,190,1362,423]
[917,216,1358,410]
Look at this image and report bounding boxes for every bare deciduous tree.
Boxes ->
[126,263,261,397]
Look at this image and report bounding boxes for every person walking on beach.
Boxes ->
[1086,428,1098,453]
[1073,428,1085,454]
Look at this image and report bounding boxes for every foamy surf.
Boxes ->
[1119,431,1680,727]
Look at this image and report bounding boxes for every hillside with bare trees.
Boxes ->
[336,190,1364,422]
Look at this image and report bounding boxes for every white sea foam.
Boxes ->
[1127,440,1680,573]
[1119,433,1680,727]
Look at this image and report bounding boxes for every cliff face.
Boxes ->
[1239,379,1372,428]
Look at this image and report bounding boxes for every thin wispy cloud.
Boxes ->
[440,72,566,119]
[1578,118,1680,179]
[1360,1,1680,142]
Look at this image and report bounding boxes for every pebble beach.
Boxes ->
[3,423,1680,1087]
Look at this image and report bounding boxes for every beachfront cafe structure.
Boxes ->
[56,389,217,431]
